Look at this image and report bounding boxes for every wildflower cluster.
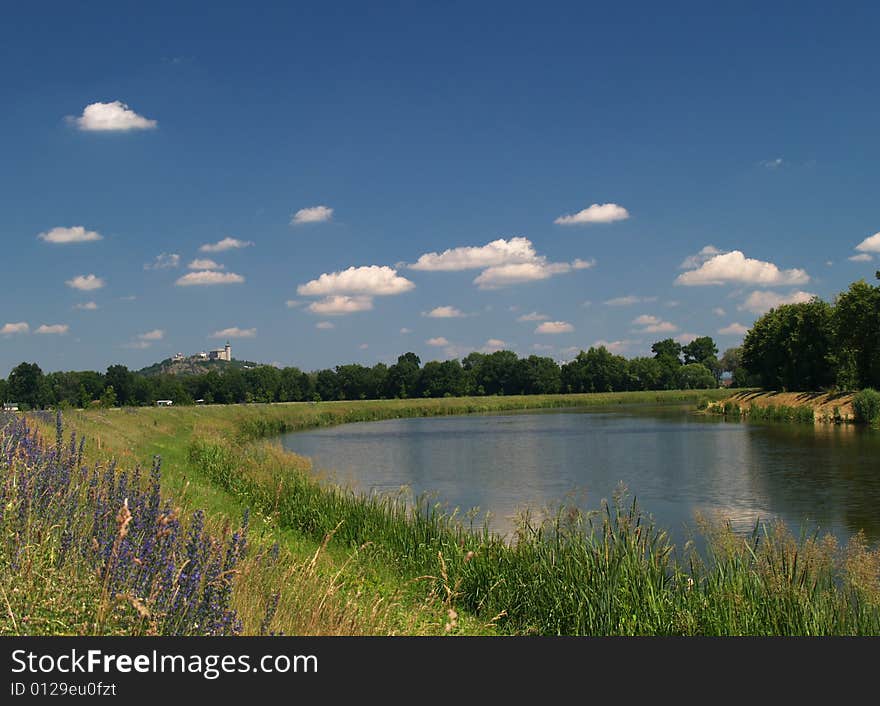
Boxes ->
[0,412,248,635]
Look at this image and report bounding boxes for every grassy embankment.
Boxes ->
[707,390,856,424]
[8,388,880,636]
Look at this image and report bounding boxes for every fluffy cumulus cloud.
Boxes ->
[554,203,630,225]
[175,271,245,286]
[739,290,815,315]
[604,295,658,306]
[74,301,98,311]
[69,101,157,131]
[426,337,450,346]
[199,237,254,253]
[400,328,412,334]
[35,324,69,335]
[712,307,726,316]
[315,321,335,330]
[855,232,880,253]
[66,274,105,291]
[137,329,164,341]
[679,245,724,270]
[307,295,374,315]
[410,237,538,271]
[535,321,573,334]
[211,327,256,339]
[517,311,549,322]
[424,306,464,318]
[482,339,507,352]
[474,261,576,289]
[297,265,414,297]
[411,237,591,290]
[144,253,180,270]
[675,332,699,345]
[38,226,103,244]
[675,250,809,287]
[849,253,873,262]
[188,258,223,270]
[1,322,30,335]
[719,323,749,336]
[632,314,677,333]
[291,205,333,225]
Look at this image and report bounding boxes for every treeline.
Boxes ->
[0,336,725,409]
[742,274,880,392]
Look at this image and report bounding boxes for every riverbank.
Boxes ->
[9,389,880,635]
[707,390,855,423]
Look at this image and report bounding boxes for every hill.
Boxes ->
[137,357,264,377]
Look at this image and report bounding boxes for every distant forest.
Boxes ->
[2,274,878,410]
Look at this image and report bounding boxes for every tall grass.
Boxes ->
[709,401,815,424]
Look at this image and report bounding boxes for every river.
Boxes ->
[280,405,880,545]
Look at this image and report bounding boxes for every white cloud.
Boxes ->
[291,205,333,225]
[517,311,549,322]
[199,237,254,253]
[297,265,414,297]
[760,157,784,169]
[849,253,873,262]
[571,258,596,270]
[482,339,507,352]
[211,327,256,339]
[123,341,152,350]
[855,232,880,253]
[679,245,724,270]
[1,322,29,335]
[285,300,302,308]
[474,261,573,289]
[35,324,69,335]
[739,290,816,315]
[175,271,245,286]
[535,321,574,334]
[144,253,180,270]
[188,258,224,270]
[424,306,465,318]
[74,301,98,311]
[532,343,555,351]
[426,337,450,346]
[676,250,809,287]
[359,343,369,350]
[712,307,726,316]
[632,314,678,333]
[316,321,335,330]
[719,323,749,336]
[69,101,157,131]
[592,339,634,354]
[604,295,658,307]
[138,329,164,341]
[66,274,105,291]
[308,295,374,315]
[410,237,538,271]
[675,332,699,345]
[400,328,412,334]
[38,226,103,244]
[554,203,630,225]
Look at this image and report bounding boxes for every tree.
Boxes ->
[651,339,683,390]
[105,365,135,406]
[100,385,118,408]
[832,279,880,390]
[742,299,834,391]
[8,362,46,409]
[678,363,717,389]
[385,353,421,398]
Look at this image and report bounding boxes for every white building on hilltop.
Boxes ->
[207,341,232,362]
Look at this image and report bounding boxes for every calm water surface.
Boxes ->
[281,405,880,544]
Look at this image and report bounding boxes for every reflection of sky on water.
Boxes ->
[281,406,880,547]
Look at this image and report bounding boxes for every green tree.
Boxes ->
[100,385,118,408]
[832,278,880,390]
[678,363,717,389]
[105,365,135,406]
[8,362,47,409]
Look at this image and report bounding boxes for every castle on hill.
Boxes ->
[172,341,231,363]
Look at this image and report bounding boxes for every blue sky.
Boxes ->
[2,1,879,375]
